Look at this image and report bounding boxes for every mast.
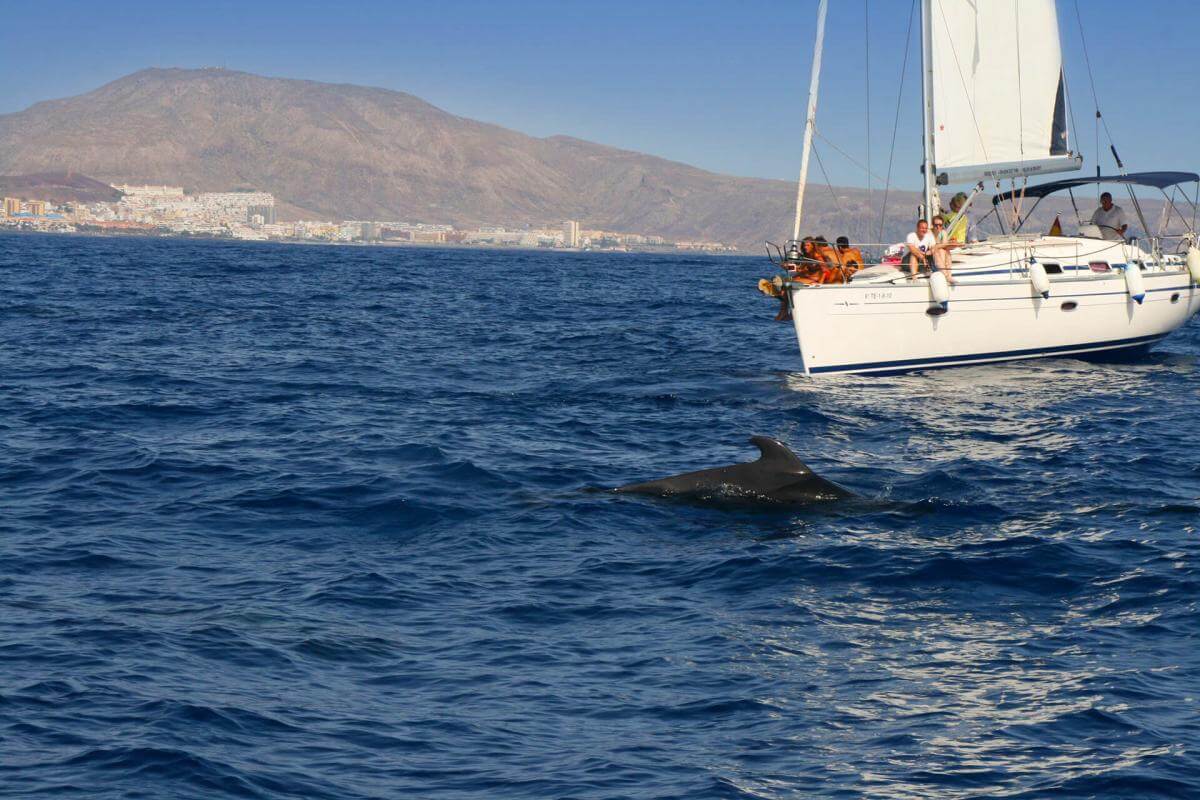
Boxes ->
[919,0,938,218]
[791,0,829,242]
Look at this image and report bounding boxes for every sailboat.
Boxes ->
[779,0,1200,376]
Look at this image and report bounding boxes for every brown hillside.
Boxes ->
[0,68,923,248]
[0,172,122,204]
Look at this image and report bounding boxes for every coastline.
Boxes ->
[0,227,747,258]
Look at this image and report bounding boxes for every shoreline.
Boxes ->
[0,227,747,257]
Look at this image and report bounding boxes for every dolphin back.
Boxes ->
[612,436,852,504]
[748,436,812,473]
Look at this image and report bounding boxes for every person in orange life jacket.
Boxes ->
[834,236,864,275]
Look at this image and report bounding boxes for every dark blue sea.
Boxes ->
[2,233,1198,799]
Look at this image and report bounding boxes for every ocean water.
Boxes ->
[1,232,1197,799]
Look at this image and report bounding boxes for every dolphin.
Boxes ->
[612,436,854,505]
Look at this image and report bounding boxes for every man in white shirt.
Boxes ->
[905,218,936,278]
[1090,192,1128,241]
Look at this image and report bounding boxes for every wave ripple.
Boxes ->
[1,235,1198,798]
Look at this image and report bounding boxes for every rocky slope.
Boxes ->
[0,68,916,247]
[0,172,122,204]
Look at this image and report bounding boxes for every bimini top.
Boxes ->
[992,171,1200,205]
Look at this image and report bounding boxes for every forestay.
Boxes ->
[929,0,1082,185]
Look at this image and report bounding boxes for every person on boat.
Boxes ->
[760,237,825,322]
[1090,192,1128,241]
[834,236,864,277]
[930,215,958,283]
[794,237,828,282]
[904,219,936,278]
[808,236,837,264]
[802,236,862,283]
[944,192,969,244]
[799,237,845,283]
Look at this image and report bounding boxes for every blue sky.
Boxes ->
[2,0,1195,189]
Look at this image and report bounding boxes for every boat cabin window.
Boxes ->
[1042,262,1063,275]
[1089,261,1111,273]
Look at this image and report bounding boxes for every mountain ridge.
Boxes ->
[0,68,914,247]
[0,172,122,204]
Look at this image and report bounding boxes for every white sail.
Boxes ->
[929,0,1082,185]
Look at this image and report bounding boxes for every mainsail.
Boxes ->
[928,0,1082,185]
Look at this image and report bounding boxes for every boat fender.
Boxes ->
[1124,262,1146,305]
[1187,246,1200,285]
[757,278,781,297]
[1029,258,1051,299]
[929,271,950,310]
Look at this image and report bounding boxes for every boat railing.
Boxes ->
[1155,233,1195,256]
[771,232,1191,282]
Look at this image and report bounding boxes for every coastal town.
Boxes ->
[0,183,736,253]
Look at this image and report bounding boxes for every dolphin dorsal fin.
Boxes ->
[749,436,811,474]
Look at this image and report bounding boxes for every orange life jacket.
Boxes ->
[810,242,839,266]
[821,247,863,283]
[790,265,824,285]
[836,247,864,271]
[794,239,860,284]
[818,245,861,284]
[822,269,843,284]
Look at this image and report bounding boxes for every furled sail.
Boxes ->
[929,0,1082,185]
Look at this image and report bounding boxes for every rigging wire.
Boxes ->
[877,0,917,245]
[1074,0,1118,183]
[1014,2,1025,161]
[1061,60,1081,164]
[814,130,889,186]
[1008,6,1030,232]
[1074,2,1149,243]
[864,0,872,221]
[1156,187,1173,235]
[1067,187,1082,227]
[811,143,845,220]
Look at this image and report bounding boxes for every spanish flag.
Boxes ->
[1048,214,1063,236]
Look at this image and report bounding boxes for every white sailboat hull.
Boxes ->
[775,0,1200,377]
[788,268,1199,376]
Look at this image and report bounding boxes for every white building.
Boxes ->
[562,220,580,248]
[113,184,185,199]
[113,187,276,228]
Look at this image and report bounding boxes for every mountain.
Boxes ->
[0,172,122,204]
[0,68,925,249]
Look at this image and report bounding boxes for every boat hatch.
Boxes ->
[1089,261,1111,273]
